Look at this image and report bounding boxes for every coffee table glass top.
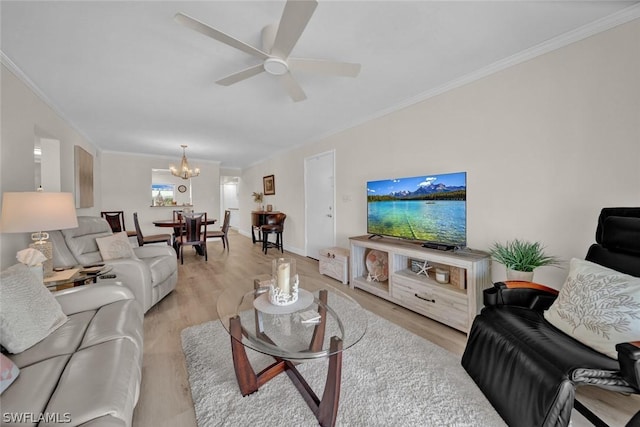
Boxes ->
[44,265,113,289]
[217,284,367,360]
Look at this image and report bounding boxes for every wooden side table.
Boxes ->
[44,266,114,291]
[250,210,281,244]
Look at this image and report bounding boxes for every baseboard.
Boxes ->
[237,229,305,257]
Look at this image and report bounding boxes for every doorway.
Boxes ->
[305,151,335,260]
[221,176,240,229]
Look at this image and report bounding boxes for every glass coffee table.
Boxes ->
[217,280,367,427]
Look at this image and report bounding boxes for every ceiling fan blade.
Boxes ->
[271,0,318,59]
[175,12,269,60]
[216,64,265,86]
[279,72,307,102]
[288,58,361,77]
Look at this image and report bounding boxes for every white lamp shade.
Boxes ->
[0,192,78,233]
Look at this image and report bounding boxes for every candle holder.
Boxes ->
[269,258,299,306]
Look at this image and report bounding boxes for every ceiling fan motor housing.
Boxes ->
[263,57,289,75]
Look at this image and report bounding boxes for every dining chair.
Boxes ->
[133,212,172,247]
[261,213,286,254]
[206,210,231,250]
[171,210,185,240]
[176,212,208,264]
[101,211,137,237]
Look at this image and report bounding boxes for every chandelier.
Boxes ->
[170,145,200,179]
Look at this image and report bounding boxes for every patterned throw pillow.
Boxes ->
[96,231,136,261]
[544,258,640,359]
[0,354,19,394]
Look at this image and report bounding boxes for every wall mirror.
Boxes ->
[34,129,61,191]
[151,169,192,207]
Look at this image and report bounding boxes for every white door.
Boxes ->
[305,151,335,259]
[221,178,240,229]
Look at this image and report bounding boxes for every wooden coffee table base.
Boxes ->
[229,315,343,427]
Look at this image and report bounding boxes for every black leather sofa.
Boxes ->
[461,208,640,427]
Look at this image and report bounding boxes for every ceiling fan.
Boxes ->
[175,0,361,102]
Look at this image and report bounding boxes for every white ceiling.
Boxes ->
[2,1,638,169]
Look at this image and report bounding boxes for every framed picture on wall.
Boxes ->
[263,175,275,195]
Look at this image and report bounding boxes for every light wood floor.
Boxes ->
[132,230,639,427]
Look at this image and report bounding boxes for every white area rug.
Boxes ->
[181,310,505,427]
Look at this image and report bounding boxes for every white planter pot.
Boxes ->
[506,269,534,282]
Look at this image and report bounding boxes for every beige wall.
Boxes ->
[100,152,220,238]
[0,64,101,268]
[0,62,222,268]
[2,20,638,283]
[241,19,640,288]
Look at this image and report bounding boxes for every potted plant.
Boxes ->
[489,239,560,281]
[252,192,264,210]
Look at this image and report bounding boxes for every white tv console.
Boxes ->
[349,235,492,333]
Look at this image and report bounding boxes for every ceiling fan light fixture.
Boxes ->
[170,145,200,180]
[175,0,360,102]
[263,57,289,76]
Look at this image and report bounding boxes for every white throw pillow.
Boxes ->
[96,231,136,261]
[544,258,640,359]
[0,264,68,353]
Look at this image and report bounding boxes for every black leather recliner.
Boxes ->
[461,207,640,427]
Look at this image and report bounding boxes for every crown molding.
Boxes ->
[305,4,640,148]
[3,4,639,165]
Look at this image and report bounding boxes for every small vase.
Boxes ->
[506,269,534,282]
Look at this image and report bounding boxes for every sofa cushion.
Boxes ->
[96,232,137,261]
[10,298,142,371]
[0,355,71,424]
[45,339,141,427]
[9,310,95,369]
[0,264,68,353]
[62,216,113,265]
[545,258,640,359]
[80,299,143,354]
[0,354,19,394]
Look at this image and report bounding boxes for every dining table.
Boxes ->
[153,217,217,256]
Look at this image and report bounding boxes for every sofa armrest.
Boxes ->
[103,258,153,312]
[483,281,559,310]
[133,245,175,259]
[54,284,134,315]
[616,341,640,391]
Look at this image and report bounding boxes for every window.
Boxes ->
[151,168,192,206]
[152,183,175,206]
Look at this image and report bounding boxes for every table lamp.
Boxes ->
[0,191,78,277]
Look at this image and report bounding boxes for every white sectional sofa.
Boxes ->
[50,216,177,313]
[0,266,143,427]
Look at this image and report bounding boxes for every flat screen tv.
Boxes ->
[367,171,467,247]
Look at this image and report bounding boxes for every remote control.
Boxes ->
[83,262,105,268]
[100,274,117,279]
